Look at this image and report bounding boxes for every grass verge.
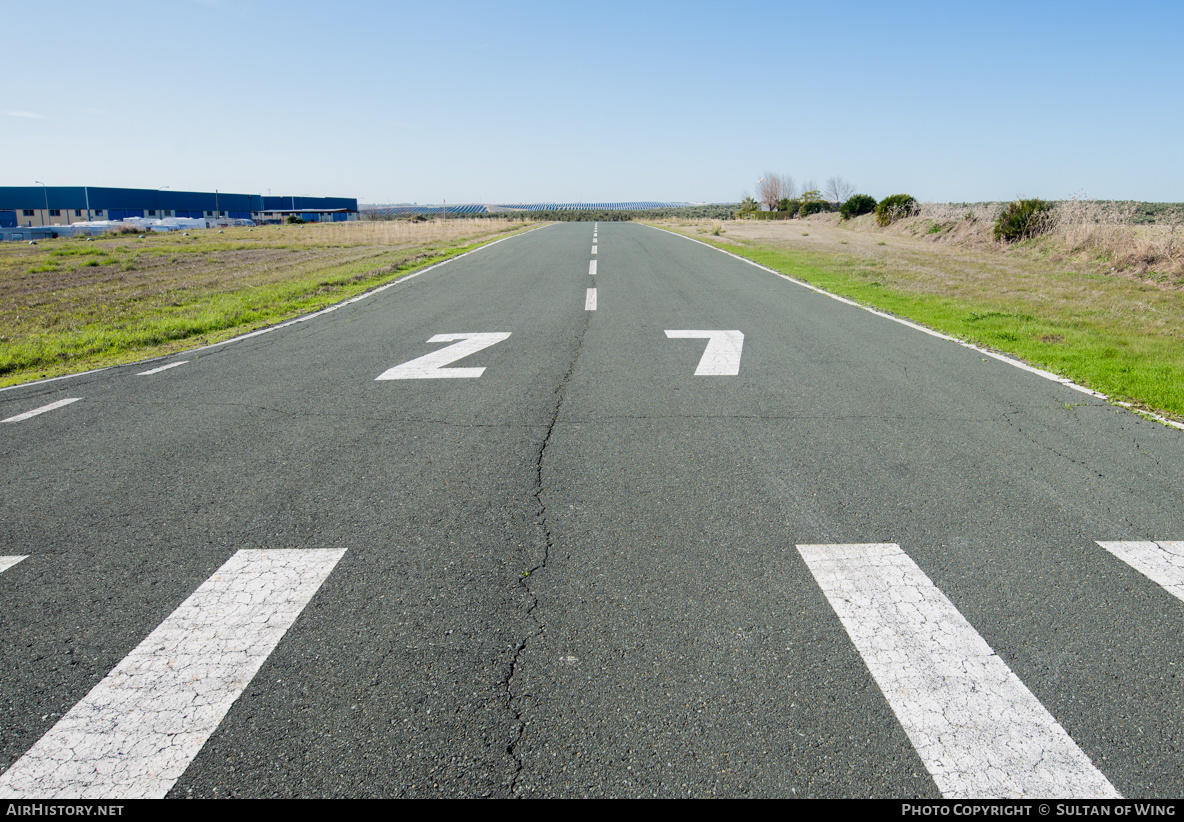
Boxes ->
[0,220,534,388]
[652,220,1184,423]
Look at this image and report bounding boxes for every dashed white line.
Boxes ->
[0,226,551,396]
[664,330,744,375]
[1097,541,1184,603]
[0,548,346,800]
[137,361,189,376]
[591,245,597,255]
[1,398,80,423]
[589,260,597,276]
[0,556,27,574]
[797,542,1120,799]
[585,288,597,311]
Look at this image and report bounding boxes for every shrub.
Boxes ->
[875,194,918,226]
[799,200,831,217]
[778,198,802,216]
[993,198,1053,242]
[796,190,830,218]
[286,215,306,224]
[840,194,877,220]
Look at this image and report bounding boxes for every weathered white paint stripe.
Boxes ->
[0,226,550,395]
[137,360,189,376]
[797,543,1120,800]
[1,398,80,423]
[1097,541,1184,603]
[664,330,744,375]
[0,548,346,799]
[642,224,1135,412]
[1111,402,1184,431]
[181,226,545,356]
[589,260,597,276]
[591,245,597,255]
[585,288,597,311]
[0,556,27,574]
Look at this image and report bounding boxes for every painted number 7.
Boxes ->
[664,330,744,375]
[376,333,511,379]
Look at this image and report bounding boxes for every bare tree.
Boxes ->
[757,173,796,212]
[781,174,798,201]
[825,176,856,208]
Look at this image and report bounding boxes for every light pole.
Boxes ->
[35,180,48,226]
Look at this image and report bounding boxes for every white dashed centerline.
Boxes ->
[0,556,27,574]
[585,288,597,311]
[591,245,597,255]
[589,260,597,276]
[138,361,189,376]
[0,548,347,799]
[797,542,1120,800]
[1097,541,1184,603]
[1,398,80,423]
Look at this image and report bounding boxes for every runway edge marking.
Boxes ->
[641,223,1184,431]
[0,224,551,395]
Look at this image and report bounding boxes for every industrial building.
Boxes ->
[0,186,358,228]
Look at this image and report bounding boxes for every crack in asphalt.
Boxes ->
[504,312,589,797]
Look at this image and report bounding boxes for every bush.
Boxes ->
[778,198,802,216]
[840,194,877,220]
[782,189,830,218]
[286,215,306,224]
[875,194,918,226]
[993,198,1053,242]
[799,199,831,217]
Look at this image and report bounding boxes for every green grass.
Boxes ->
[668,231,1184,422]
[0,225,533,387]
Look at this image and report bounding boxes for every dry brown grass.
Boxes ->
[287,217,526,247]
[652,216,1184,418]
[873,200,1184,280]
[0,218,533,385]
[658,216,1184,339]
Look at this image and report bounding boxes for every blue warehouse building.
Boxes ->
[0,186,358,228]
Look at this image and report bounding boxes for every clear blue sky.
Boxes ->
[4,0,1181,204]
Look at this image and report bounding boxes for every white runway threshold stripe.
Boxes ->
[1,398,80,423]
[585,287,597,311]
[796,543,1120,800]
[1097,541,1184,603]
[0,548,346,800]
[0,556,27,574]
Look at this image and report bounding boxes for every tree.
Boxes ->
[825,177,856,209]
[798,189,830,217]
[739,195,759,217]
[757,173,796,212]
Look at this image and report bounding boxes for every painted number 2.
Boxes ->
[375,333,511,380]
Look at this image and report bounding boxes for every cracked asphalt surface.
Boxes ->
[0,221,1182,797]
